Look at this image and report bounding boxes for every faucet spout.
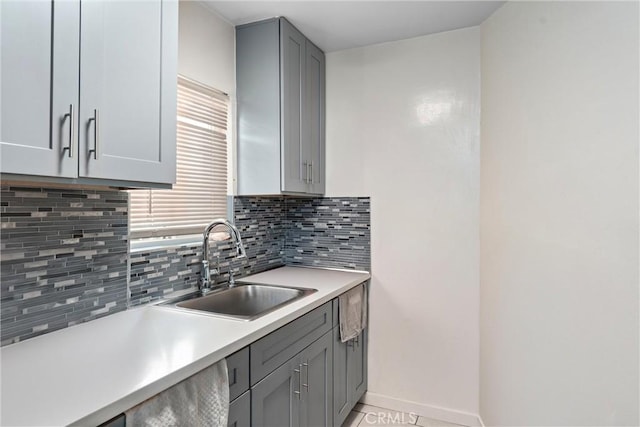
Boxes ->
[200,219,246,292]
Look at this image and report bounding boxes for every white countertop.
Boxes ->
[0,266,370,427]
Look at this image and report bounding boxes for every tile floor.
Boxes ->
[341,403,467,427]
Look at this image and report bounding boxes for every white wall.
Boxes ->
[480,2,639,425]
[178,1,236,194]
[178,1,234,93]
[326,28,481,422]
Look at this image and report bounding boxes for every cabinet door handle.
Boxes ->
[88,109,99,160]
[302,362,309,391]
[62,104,75,158]
[302,161,308,183]
[309,162,313,184]
[293,366,301,399]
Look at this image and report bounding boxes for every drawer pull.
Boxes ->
[88,109,99,160]
[62,104,74,158]
[294,366,301,399]
[302,362,309,391]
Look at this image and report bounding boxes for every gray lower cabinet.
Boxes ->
[236,17,325,196]
[251,302,333,385]
[113,291,367,427]
[0,0,177,187]
[300,331,333,427]
[333,326,368,426]
[252,330,333,427]
[333,327,351,425]
[251,354,303,427]
[227,347,251,427]
[227,347,250,402]
[349,331,368,404]
[229,390,251,427]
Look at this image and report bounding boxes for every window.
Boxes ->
[129,76,229,239]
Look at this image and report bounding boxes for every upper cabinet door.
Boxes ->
[304,40,325,195]
[79,0,177,184]
[236,17,325,196]
[236,19,282,195]
[0,0,79,178]
[280,18,307,194]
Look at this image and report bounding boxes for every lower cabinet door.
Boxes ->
[349,329,368,404]
[333,327,369,426]
[332,327,350,427]
[300,330,333,427]
[251,355,302,427]
[229,390,251,427]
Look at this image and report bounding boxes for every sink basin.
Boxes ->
[158,283,317,321]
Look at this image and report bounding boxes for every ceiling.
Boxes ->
[205,1,505,52]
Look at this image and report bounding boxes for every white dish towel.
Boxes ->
[339,283,368,343]
[125,359,229,427]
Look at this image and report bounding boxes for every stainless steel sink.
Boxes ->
[157,283,317,321]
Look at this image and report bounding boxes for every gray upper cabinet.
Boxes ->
[0,0,79,178]
[280,19,307,194]
[79,0,176,184]
[304,40,326,196]
[236,18,325,196]
[0,0,177,187]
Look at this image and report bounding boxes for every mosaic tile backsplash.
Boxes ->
[285,197,370,271]
[1,186,128,346]
[0,187,370,345]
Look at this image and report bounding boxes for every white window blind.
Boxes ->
[129,76,228,239]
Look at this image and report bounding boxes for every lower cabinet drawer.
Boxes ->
[250,302,332,385]
[227,346,250,401]
[228,390,250,427]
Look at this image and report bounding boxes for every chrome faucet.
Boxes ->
[200,219,246,293]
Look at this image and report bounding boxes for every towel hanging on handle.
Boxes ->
[125,359,229,427]
[339,283,368,343]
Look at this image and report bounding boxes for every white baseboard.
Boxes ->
[360,391,483,427]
